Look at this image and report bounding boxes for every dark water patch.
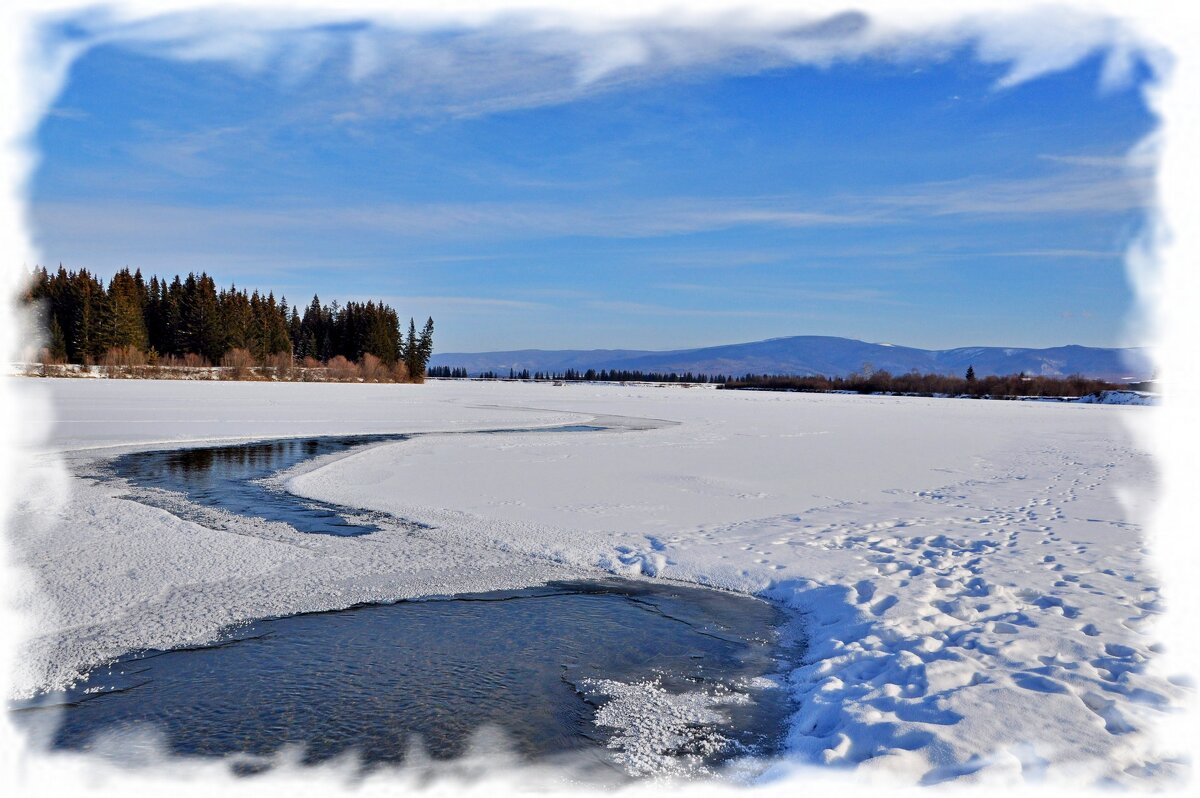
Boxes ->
[105,425,606,536]
[13,580,792,778]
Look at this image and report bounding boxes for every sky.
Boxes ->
[27,12,1156,353]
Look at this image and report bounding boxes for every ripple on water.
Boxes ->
[14,580,793,780]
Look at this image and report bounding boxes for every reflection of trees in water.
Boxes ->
[163,439,316,478]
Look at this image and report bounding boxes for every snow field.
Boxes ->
[6,378,1185,787]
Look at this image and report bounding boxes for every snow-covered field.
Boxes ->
[5,377,1187,787]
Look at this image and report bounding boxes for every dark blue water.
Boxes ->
[108,425,604,536]
[18,430,795,777]
[14,581,790,777]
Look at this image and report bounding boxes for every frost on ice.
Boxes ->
[579,677,751,779]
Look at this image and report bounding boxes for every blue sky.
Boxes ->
[29,16,1155,352]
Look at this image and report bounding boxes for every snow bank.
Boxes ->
[1076,390,1159,406]
[7,378,1184,787]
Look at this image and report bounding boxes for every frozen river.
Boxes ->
[7,378,1178,787]
[12,430,792,777]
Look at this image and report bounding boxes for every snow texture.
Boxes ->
[7,377,1186,787]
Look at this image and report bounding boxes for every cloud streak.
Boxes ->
[39,4,1158,124]
[870,171,1151,216]
[32,159,1152,261]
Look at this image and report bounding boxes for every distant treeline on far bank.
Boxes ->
[429,365,1134,399]
[23,266,434,382]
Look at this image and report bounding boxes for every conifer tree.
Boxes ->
[417,317,434,375]
[107,268,150,351]
[47,315,67,361]
[403,317,420,379]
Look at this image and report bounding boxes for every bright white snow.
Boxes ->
[5,377,1186,787]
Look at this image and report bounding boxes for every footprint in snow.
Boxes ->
[1011,671,1071,694]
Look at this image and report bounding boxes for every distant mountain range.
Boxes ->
[429,335,1152,382]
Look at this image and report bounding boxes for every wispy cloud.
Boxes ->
[663,282,897,301]
[32,155,1152,266]
[584,300,789,318]
[384,295,547,311]
[1038,152,1157,170]
[42,5,1155,125]
[128,124,252,178]
[868,170,1151,216]
[31,195,875,247]
[45,106,88,120]
[974,248,1124,259]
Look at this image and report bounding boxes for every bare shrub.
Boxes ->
[101,346,148,377]
[220,348,256,379]
[36,347,66,366]
[390,360,410,383]
[326,355,358,381]
[182,352,211,368]
[264,351,294,379]
[359,353,388,382]
[152,354,190,379]
[299,355,326,382]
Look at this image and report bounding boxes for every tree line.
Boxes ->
[24,266,434,381]
[720,369,1122,398]
[428,362,1125,399]
[428,366,728,383]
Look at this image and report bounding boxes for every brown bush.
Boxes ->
[326,355,358,381]
[101,346,149,377]
[182,352,211,368]
[220,348,256,379]
[37,347,66,366]
[359,353,389,382]
[263,351,294,379]
[298,356,326,382]
[390,360,411,383]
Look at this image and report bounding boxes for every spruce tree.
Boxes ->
[47,315,67,362]
[417,317,434,375]
[403,317,420,379]
[106,268,149,351]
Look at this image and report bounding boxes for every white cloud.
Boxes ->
[1039,152,1158,170]
[869,170,1151,216]
[380,295,547,311]
[33,4,1160,124]
[30,195,875,247]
